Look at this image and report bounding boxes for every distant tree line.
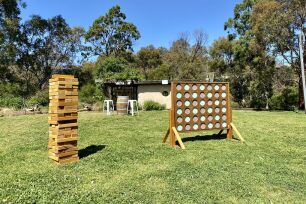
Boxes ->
[0,0,304,110]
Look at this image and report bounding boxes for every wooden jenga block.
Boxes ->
[48,74,79,164]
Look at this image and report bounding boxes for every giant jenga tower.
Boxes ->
[48,74,79,164]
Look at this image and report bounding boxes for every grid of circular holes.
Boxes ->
[185,108,190,114]
[207,92,212,98]
[214,85,220,91]
[175,83,228,132]
[176,84,182,90]
[184,84,190,90]
[176,92,182,99]
[184,100,190,106]
[201,124,206,129]
[177,109,182,115]
[192,84,197,91]
[184,92,190,98]
[192,92,198,98]
[193,124,199,130]
[177,125,183,131]
[207,108,213,114]
[177,100,182,107]
[221,85,226,91]
[185,124,191,130]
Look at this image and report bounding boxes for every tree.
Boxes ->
[136,45,163,80]
[163,30,209,80]
[96,56,142,81]
[16,15,85,94]
[251,0,306,108]
[209,37,234,76]
[85,5,140,57]
[222,0,276,108]
[0,0,24,82]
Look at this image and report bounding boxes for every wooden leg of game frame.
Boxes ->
[230,123,245,142]
[162,128,170,143]
[227,125,233,140]
[217,129,223,136]
[169,128,176,147]
[172,127,185,149]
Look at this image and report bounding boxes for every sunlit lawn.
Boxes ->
[0,110,306,203]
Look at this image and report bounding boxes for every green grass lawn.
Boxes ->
[0,110,306,203]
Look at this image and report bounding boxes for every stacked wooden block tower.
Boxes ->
[48,74,79,164]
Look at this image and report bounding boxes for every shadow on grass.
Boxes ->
[179,133,227,144]
[79,145,106,159]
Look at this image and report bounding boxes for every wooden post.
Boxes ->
[169,109,176,147]
[226,84,233,139]
[227,107,233,139]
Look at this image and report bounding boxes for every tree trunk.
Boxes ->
[299,75,305,109]
[299,52,306,109]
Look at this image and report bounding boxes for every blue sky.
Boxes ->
[20,0,241,52]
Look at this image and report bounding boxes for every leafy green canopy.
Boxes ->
[86,5,140,57]
[209,0,276,108]
[96,56,142,82]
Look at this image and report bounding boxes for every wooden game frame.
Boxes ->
[163,81,244,149]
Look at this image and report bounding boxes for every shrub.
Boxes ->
[0,96,24,109]
[80,84,96,104]
[269,86,298,110]
[0,82,22,97]
[27,90,49,107]
[143,100,165,111]
[79,84,104,104]
[230,101,240,109]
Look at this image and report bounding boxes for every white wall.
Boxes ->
[138,84,171,109]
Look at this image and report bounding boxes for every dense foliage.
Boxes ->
[143,100,166,111]
[0,0,304,110]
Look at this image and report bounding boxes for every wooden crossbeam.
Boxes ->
[230,122,245,142]
[172,127,185,149]
[217,129,224,136]
[162,128,170,143]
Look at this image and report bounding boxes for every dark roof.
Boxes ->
[137,80,171,85]
[95,79,171,85]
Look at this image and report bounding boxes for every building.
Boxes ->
[96,80,172,109]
